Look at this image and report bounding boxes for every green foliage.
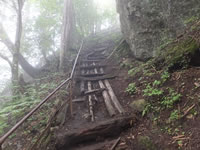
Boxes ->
[161,71,170,83]
[169,110,179,121]
[128,68,140,76]
[142,103,152,117]
[143,84,163,97]
[153,80,161,87]
[0,80,58,136]
[161,88,182,108]
[126,83,136,95]
[184,16,199,25]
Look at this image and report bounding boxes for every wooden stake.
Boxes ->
[110,137,121,150]
[88,81,95,122]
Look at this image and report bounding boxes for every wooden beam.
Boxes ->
[72,98,86,102]
[81,60,101,63]
[87,57,105,60]
[80,73,105,77]
[92,65,116,117]
[75,75,117,82]
[104,80,125,114]
[84,88,106,96]
[79,65,106,70]
[55,116,136,150]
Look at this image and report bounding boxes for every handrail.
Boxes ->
[0,40,84,149]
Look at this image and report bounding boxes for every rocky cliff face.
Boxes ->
[116,0,200,61]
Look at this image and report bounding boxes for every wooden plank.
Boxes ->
[104,80,125,114]
[81,60,101,63]
[92,65,115,117]
[79,65,106,70]
[72,98,86,102]
[99,80,116,117]
[99,67,125,114]
[75,75,117,82]
[80,73,105,77]
[87,57,105,60]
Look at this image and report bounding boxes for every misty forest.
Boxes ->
[0,0,200,149]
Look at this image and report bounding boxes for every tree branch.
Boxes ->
[0,23,15,54]
[0,52,12,67]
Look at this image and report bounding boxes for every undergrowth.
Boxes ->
[0,72,66,136]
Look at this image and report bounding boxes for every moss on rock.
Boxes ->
[153,21,200,71]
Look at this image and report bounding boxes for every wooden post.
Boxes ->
[88,81,95,122]
[69,80,73,116]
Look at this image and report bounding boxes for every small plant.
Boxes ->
[126,83,136,94]
[161,88,181,108]
[128,67,140,77]
[143,84,163,97]
[169,110,179,121]
[142,103,152,117]
[161,71,170,83]
[153,80,161,87]
[143,70,155,77]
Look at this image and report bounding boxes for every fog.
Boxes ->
[0,0,119,94]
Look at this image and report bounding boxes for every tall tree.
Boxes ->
[0,0,41,79]
[0,0,25,92]
[59,0,74,71]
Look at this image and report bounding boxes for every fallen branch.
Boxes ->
[182,104,196,118]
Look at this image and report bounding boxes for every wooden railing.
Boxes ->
[0,41,84,150]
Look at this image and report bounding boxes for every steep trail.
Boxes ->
[54,39,136,150]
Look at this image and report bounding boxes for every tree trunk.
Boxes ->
[12,0,24,94]
[59,0,73,72]
[17,53,41,78]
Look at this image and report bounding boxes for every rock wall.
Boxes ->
[116,0,200,61]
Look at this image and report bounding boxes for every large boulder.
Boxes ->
[116,0,200,61]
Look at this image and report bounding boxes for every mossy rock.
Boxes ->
[153,20,200,71]
[154,38,199,71]
[130,99,147,112]
[138,135,157,150]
